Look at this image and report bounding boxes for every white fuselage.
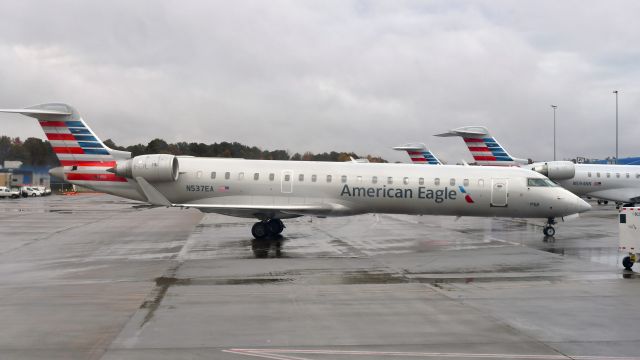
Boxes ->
[78,158,588,220]
[556,164,640,203]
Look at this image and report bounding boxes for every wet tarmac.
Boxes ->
[0,194,638,360]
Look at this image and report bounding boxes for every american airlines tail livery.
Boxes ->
[1,104,590,257]
[393,143,442,165]
[435,126,529,166]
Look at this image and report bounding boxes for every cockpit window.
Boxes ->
[528,178,557,187]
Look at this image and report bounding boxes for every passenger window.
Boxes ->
[627,173,630,178]
[616,173,620,178]
[327,175,332,183]
[478,179,484,187]
[299,174,304,181]
[607,173,611,178]
[387,177,393,185]
[269,173,275,181]
[211,172,216,179]
[597,173,601,178]
[435,178,440,186]
[197,171,202,178]
[341,175,347,183]
[311,174,317,182]
[254,173,259,180]
[419,177,424,185]
[284,174,290,181]
[357,176,362,182]
[463,179,469,186]
[587,172,591,177]
[372,176,378,184]
[225,172,230,180]
[450,178,455,186]
[636,174,640,179]
[403,177,409,185]
[238,172,244,180]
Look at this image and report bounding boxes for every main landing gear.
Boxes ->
[251,219,285,258]
[543,217,556,237]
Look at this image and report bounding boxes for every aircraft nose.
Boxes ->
[574,197,591,213]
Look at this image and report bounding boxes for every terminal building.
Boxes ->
[575,156,640,165]
[0,161,51,188]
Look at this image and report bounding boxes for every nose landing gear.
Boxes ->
[623,253,637,270]
[543,217,556,237]
[250,219,285,258]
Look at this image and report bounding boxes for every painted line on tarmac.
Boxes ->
[224,348,640,360]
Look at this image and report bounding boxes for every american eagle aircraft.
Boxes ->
[438,125,640,236]
[0,104,590,257]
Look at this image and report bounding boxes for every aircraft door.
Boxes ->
[281,170,293,193]
[491,178,508,207]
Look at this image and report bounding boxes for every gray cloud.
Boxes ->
[0,0,638,163]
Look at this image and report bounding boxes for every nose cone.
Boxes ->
[48,166,65,179]
[574,197,591,213]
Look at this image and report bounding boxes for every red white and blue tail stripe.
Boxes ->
[435,126,527,166]
[0,103,131,183]
[393,143,442,165]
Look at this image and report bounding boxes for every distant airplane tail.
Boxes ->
[434,126,527,166]
[0,103,132,184]
[393,143,442,165]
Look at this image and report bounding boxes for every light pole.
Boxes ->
[551,105,557,161]
[613,90,618,164]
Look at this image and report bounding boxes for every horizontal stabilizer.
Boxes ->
[393,143,427,151]
[0,108,72,120]
[434,126,489,138]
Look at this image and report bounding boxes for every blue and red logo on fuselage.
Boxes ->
[458,186,474,203]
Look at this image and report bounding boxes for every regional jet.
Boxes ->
[0,104,590,256]
[438,125,640,236]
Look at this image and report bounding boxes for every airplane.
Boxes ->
[0,104,590,256]
[393,143,442,165]
[437,125,640,235]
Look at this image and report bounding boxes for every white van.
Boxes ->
[21,186,42,197]
[0,187,20,199]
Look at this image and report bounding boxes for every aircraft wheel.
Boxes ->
[604,200,609,205]
[543,226,555,237]
[251,222,269,239]
[623,256,634,270]
[267,219,284,235]
[597,200,602,205]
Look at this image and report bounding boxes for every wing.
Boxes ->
[135,177,352,219]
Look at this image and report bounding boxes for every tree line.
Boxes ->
[0,136,387,167]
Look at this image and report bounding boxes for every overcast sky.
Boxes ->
[1,0,639,163]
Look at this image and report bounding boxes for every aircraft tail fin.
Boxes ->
[434,126,527,166]
[0,103,131,183]
[393,143,442,165]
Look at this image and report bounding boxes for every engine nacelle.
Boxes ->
[114,154,179,182]
[531,161,575,180]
